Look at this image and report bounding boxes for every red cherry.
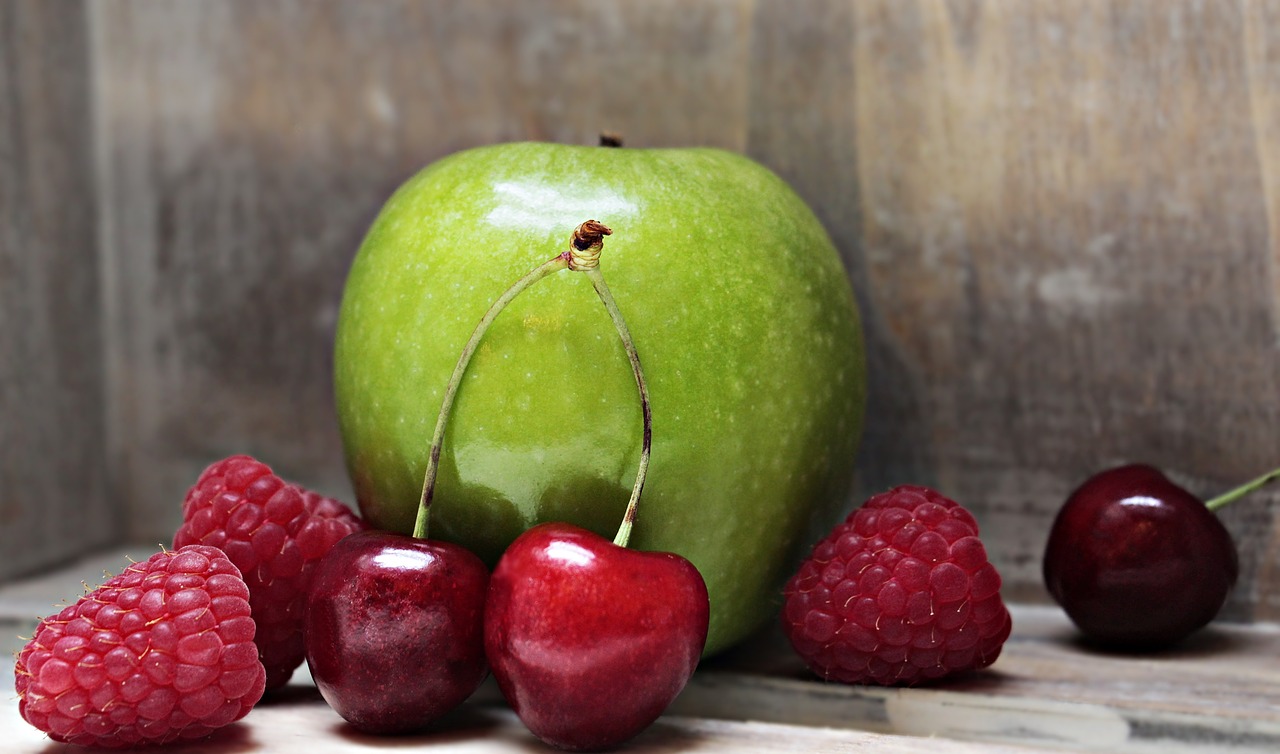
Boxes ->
[484,523,709,751]
[303,530,489,733]
[1043,464,1238,648]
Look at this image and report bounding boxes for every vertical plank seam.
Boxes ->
[738,0,759,155]
[1234,0,1280,623]
[1239,0,1280,350]
[85,0,128,544]
[737,0,758,154]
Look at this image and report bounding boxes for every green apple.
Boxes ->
[334,142,864,654]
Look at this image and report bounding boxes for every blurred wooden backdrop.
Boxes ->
[3,0,1279,625]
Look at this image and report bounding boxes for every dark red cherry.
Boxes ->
[303,530,489,733]
[1043,464,1237,648]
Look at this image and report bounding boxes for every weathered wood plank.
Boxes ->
[0,664,1048,754]
[831,0,1280,616]
[0,0,115,580]
[675,605,1280,752]
[92,0,755,543]
[8,0,1280,628]
[1241,0,1280,622]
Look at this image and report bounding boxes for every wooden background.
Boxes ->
[3,0,1279,627]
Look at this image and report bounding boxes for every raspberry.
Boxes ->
[174,455,364,690]
[782,485,1012,686]
[14,546,266,748]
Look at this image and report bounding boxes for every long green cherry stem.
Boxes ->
[1205,464,1280,512]
[585,265,652,549]
[413,220,653,550]
[412,253,568,538]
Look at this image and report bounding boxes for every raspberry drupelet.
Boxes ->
[783,485,1012,685]
[14,546,266,747]
[174,455,364,689]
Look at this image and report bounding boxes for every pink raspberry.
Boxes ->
[174,455,364,690]
[783,485,1012,685]
[14,546,266,748]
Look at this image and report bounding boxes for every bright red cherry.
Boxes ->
[303,531,488,733]
[1042,463,1276,648]
[484,523,709,752]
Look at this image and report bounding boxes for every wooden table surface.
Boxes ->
[0,666,1050,754]
[3,549,1278,753]
[676,606,1280,752]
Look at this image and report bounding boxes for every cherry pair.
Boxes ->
[306,525,706,748]
[304,223,709,751]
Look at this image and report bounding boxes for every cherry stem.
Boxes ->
[412,220,651,550]
[584,266,652,549]
[1205,465,1280,512]
[413,253,570,539]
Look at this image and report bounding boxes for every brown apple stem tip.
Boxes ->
[414,220,653,551]
[567,219,612,268]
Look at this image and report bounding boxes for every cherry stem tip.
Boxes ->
[1205,465,1280,512]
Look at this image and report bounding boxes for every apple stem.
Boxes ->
[1205,465,1280,512]
[413,252,571,539]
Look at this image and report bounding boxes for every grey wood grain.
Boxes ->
[0,653,1052,754]
[5,0,1280,627]
[833,0,1280,617]
[675,605,1280,753]
[0,0,114,581]
[1241,0,1280,622]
